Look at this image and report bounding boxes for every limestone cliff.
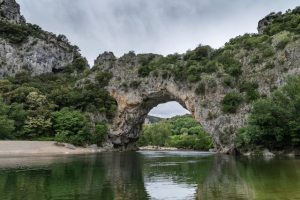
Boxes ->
[0,0,87,77]
[92,8,300,153]
[0,0,25,24]
[1,0,300,153]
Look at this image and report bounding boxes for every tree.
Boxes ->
[23,92,53,138]
[52,108,92,146]
[0,97,15,139]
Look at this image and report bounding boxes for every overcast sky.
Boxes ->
[16,0,300,117]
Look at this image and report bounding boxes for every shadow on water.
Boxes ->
[0,152,300,200]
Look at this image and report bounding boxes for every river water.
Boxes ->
[0,151,299,200]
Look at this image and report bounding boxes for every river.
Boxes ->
[0,151,299,200]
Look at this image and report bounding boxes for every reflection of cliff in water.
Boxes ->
[0,154,149,200]
[101,152,149,200]
[196,155,256,200]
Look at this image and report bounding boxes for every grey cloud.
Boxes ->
[17,0,300,65]
[148,101,190,118]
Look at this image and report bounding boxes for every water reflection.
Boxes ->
[0,152,299,200]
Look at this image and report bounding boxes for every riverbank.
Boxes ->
[0,141,106,156]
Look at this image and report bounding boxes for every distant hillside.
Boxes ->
[144,115,163,124]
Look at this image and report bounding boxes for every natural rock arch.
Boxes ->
[92,42,300,153]
[93,52,245,153]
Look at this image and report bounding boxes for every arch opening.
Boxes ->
[136,101,213,151]
[108,86,216,151]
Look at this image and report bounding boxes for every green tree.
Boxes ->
[52,108,92,146]
[0,97,15,139]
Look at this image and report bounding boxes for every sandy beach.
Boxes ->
[0,141,104,156]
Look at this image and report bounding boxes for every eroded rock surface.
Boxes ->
[0,0,25,24]
[0,0,87,77]
[93,39,300,153]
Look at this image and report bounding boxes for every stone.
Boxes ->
[262,149,275,157]
[88,144,98,149]
[65,144,76,150]
[0,0,25,24]
[0,1,87,78]
[257,12,282,34]
[92,36,300,153]
[54,142,65,147]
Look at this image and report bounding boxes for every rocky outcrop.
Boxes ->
[0,0,25,24]
[93,36,300,153]
[0,0,87,77]
[0,35,84,77]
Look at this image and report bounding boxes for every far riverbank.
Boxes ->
[0,141,106,156]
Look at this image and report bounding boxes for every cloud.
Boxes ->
[148,101,190,118]
[17,0,300,65]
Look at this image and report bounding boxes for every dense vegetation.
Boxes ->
[0,69,117,146]
[235,76,300,151]
[138,115,213,150]
[0,20,74,46]
[135,7,300,115]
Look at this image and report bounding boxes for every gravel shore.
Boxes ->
[0,141,104,156]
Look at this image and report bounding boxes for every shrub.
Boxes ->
[195,81,206,95]
[223,76,234,87]
[221,92,243,113]
[184,45,212,61]
[265,62,275,69]
[205,60,218,73]
[72,57,87,71]
[187,74,199,83]
[0,97,15,139]
[138,65,152,77]
[95,71,112,87]
[262,47,275,57]
[276,37,291,49]
[235,76,300,151]
[239,81,260,102]
[218,55,242,77]
[52,108,92,146]
[129,80,141,89]
[93,123,108,145]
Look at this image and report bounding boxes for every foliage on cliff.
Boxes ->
[135,7,300,116]
[0,70,117,146]
[235,76,300,151]
[138,115,213,150]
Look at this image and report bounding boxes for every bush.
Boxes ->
[223,76,234,87]
[239,81,260,102]
[276,37,291,49]
[236,76,300,151]
[0,97,15,139]
[262,47,275,57]
[167,134,212,150]
[195,81,206,95]
[72,57,88,71]
[95,71,112,87]
[221,92,243,113]
[217,54,242,77]
[129,80,141,89]
[184,45,212,61]
[93,123,108,146]
[138,65,152,77]
[52,108,92,146]
[138,115,213,150]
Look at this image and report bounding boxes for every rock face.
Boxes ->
[258,12,280,34]
[93,38,300,153]
[0,35,82,77]
[0,0,86,77]
[0,0,25,24]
